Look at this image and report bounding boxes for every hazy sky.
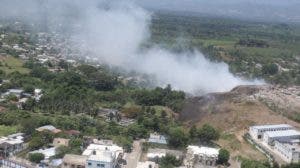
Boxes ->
[136,0,300,22]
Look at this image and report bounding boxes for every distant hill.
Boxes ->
[138,0,300,23]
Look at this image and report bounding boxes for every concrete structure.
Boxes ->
[53,138,70,147]
[263,130,300,145]
[36,125,62,134]
[146,148,184,162]
[274,140,300,163]
[0,158,35,168]
[62,154,87,168]
[147,133,167,145]
[83,144,123,168]
[0,133,24,158]
[249,124,293,140]
[29,147,56,160]
[185,145,219,168]
[1,89,24,98]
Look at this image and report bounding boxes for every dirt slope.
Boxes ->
[180,85,300,161]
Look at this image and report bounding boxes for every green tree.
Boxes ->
[168,127,188,148]
[54,146,70,158]
[217,148,230,165]
[127,124,148,139]
[28,153,45,163]
[197,124,220,144]
[262,63,278,75]
[189,125,198,140]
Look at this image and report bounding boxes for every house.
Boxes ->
[263,130,300,146]
[62,154,88,168]
[34,89,42,101]
[137,161,157,168]
[0,133,25,158]
[249,124,293,140]
[185,145,219,167]
[36,125,62,134]
[2,89,24,99]
[83,144,123,168]
[274,140,300,163]
[146,148,184,163]
[86,150,116,168]
[1,158,35,168]
[147,133,167,145]
[17,98,28,109]
[53,138,70,147]
[29,147,56,160]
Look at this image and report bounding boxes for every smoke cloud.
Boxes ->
[0,0,263,94]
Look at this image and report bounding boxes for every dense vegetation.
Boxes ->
[150,12,300,85]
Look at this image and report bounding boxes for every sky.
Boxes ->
[136,0,300,22]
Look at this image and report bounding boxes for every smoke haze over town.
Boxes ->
[0,0,265,94]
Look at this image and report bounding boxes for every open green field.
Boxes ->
[0,125,18,136]
[0,56,29,74]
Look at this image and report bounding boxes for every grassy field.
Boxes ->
[0,125,19,136]
[0,55,29,74]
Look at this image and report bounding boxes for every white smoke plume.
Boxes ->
[0,0,263,94]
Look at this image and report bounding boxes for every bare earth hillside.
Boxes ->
[180,85,300,161]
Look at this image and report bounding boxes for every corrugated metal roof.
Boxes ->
[265,130,300,138]
[251,124,292,130]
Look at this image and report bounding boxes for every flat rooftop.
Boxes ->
[251,124,292,130]
[265,129,300,138]
[63,154,87,165]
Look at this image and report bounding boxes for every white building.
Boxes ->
[147,133,167,145]
[146,148,184,162]
[263,130,300,145]
[0,133,24,158]
[185,145,219,168]
[83,144,123,168]
[249,124,293,140]
[274,140,300,163]
[29,147,56,160]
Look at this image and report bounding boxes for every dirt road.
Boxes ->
[125,140,143,168]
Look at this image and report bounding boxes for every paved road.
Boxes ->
[125,140,143,168]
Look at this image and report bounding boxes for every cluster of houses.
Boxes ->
[0,129,221,168]
[249,124,300,163]
[0,88,43,109]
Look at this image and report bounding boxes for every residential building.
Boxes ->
[83,144,123,168]
[263,130,300,145]
[62,154,88,168]
[53,138,70,147]
[29,147,56,160]
[0,158,35,168]
[0,133,24,158]
[1,89,24,98]
[86,150,116,168]
[147,133,167,145]
[249,124,293,140]
[274,140,300,163]
[185,145,219,168]
[17,97,28,109]
[146,148,184,163]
